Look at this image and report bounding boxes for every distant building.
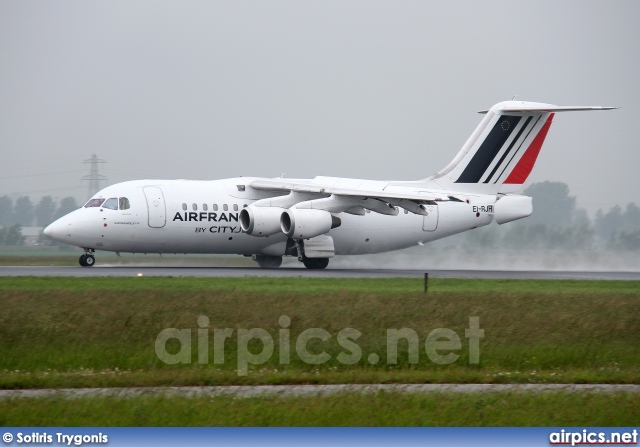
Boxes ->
[21,227,43,245]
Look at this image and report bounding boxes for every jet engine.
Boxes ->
[280,209,341,239]
[239,206,287,236]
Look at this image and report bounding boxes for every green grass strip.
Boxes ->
[0,392,638,426]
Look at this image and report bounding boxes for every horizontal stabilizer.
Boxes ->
[479,104,618,114]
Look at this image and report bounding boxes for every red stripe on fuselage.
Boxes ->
[503,113,554,184]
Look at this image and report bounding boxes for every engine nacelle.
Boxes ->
[239,206,287,236]
[281,209,341,239]
[494,195,532,225]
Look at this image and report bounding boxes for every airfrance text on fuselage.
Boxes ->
[173,212,239,222]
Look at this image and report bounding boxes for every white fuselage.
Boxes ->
[45,177,497,257]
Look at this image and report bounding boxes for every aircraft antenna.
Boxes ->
[82,154,107,199]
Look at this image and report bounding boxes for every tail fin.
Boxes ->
[426,101,616,194]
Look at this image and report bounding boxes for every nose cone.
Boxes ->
[43,217,69,243]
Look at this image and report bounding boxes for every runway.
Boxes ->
[1,383,638,400]
[1,265,639,280]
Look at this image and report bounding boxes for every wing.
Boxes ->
[248,177,462,216]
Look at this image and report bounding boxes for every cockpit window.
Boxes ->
[84,198,105,208]
[102,198,118,210]
[119,197,130,210]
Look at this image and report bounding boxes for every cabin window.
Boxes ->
[192,203,197,211]
[203,204,208,211]
[119,197,130,210]
[182,203,187,211]
[233,204,238,211]
[404,209,408,214]
[223,204,228,211]
[102,198,118,210]
[84,198,105,208]
[213,204,218,211]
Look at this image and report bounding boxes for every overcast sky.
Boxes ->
[1,1,638,213]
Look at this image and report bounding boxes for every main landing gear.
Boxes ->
[252,254,329,269]
[293,238,329,270]
[251,239,331,270]
[302,257,329,269]
[252,255,283,269]
[79,249,95,267]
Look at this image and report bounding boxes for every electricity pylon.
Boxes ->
[82,154,107,199]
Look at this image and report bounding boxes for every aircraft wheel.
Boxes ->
[79,254,95,267]
[254,255,283,269]
[302,257,329,269]
[84,254,96,267]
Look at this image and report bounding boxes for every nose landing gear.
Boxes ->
[79,249,96,267]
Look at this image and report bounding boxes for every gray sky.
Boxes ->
[1,1,638,213]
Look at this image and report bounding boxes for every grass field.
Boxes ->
[1,391,638,426]
[1,277,639,388]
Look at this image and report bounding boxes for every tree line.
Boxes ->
[0,195,78,227]
[463,181,640,251]
[0,195,78,246]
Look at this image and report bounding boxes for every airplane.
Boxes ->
[44,100,616,269]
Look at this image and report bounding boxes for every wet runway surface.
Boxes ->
[1,383,639,399]
[1,265,639,280]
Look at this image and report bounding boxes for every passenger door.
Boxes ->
[143,186,166,228]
